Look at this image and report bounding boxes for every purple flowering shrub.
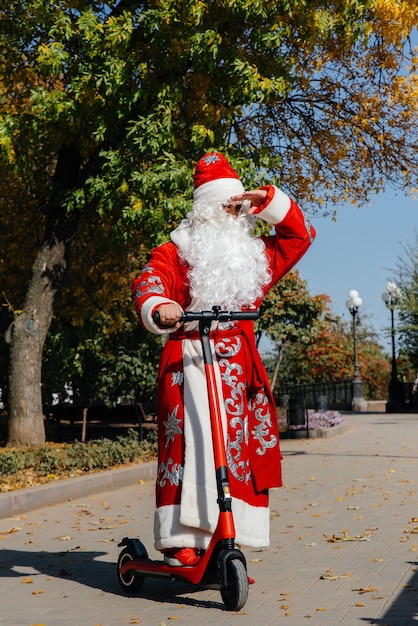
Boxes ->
[307,410,343,430]
[278,409,343,431]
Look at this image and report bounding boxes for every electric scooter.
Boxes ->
[116,306,260,611]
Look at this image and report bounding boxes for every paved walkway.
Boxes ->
[1,412,418,626]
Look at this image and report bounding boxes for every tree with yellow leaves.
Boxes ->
[0,0,416,445]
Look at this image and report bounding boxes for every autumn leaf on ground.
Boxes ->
[324,528,373,542]
[352,585,380,594]
[2,526,22,534]
[55,535,72,540]
[320,572,350,581]
[22,577,33,584]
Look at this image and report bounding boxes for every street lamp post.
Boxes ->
[346,290,368,412]
[381,282,405,413]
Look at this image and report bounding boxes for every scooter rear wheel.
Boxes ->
[117,547,145,593]
[220,558,249,611]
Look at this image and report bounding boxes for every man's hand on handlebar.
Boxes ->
[154,304,260,327]
[155,303,183,328]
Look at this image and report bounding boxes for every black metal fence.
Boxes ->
[276,379,353,412]
[276,379,418,413]
[401,382,418,411]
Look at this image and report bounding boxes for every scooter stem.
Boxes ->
[199,315,233,513]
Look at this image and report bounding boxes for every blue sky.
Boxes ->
[295,189,417,352]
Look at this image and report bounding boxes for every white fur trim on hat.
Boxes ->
[192,177,245,206]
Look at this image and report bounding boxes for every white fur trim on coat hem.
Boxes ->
[154,504,212,551]
[154,498,270,551]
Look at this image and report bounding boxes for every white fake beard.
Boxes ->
[180,203,271,310]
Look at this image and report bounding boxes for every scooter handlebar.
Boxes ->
[153,307,259,325]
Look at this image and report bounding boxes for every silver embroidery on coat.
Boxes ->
[171,371,184,386]
[219,360,244,416]
[215,336,250,483]
[134,265,165,298]
[136,274,164,296]
[216,336,241,358]
[163,405,182,445]
[226,416,251,483]
[157,458,184,487]
[250,391,278,455]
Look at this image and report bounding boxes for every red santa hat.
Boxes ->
[193,152,245,205]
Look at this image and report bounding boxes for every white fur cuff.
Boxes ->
[258,185,291,225]
[140,295,181,335]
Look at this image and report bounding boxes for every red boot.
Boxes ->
[163,547,201,566]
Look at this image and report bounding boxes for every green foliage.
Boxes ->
[1,0,415,224]
[273,311,391,400]
[42,311,161,406]
[256,270,329,345]
[391,234,418,375]
[257,270,392,399]
[1,0,416,445]
[0,447,31,476]
[0,429,157,482]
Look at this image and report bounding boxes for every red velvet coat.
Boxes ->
[133,186,315,549]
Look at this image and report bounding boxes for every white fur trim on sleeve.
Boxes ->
[257,185,291,225]
[141,295,182,335]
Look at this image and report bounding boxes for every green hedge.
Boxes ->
[0,429,157,479]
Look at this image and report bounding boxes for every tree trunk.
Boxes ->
[7,236,71,446]
[6,144,81,446]
[269,344,284,393]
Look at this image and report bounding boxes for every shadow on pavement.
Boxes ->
[361,561,418,626]
[0,547,224,609]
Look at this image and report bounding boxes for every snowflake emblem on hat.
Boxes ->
[203,153,221,166]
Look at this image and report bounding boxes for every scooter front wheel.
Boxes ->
[117,547,145,593]
[220,558,249,611]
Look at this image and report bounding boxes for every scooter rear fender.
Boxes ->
[118,537,148,558]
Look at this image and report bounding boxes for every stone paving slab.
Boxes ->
[1,412,418,625]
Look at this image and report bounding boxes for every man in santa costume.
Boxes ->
[132,152,315,566]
